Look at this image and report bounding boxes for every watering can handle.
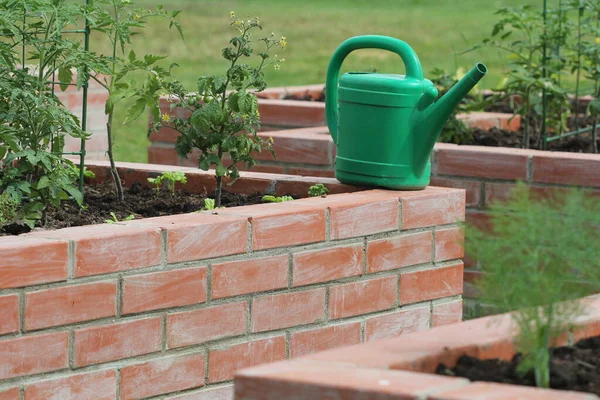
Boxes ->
[325,35,424,143]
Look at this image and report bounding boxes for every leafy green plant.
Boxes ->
[262,195,293,203]
[147,171,187,194]
[0,0,107,228]
[429,67,476,145]
[153,12,286,207]
[0,192,18,227]
[308,183,329,197]
[465,5,572,149]
[104,211,134,224]
[88,0,183,202]
[468,183,600,388]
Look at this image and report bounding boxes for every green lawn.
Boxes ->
[109,0,542,163]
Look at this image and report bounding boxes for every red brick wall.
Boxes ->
[0,160,465,399]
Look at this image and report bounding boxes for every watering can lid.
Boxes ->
[340,72,425,95]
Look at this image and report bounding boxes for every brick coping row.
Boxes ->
[235,294,600,400]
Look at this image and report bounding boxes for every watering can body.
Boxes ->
[326,35,487,189]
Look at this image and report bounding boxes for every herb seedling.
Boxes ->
[308,184,329,197]
[105,211,135,224]
[262,195,293,203]
[468,183,600,388]
[147,171,187,194]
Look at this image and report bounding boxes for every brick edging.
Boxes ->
[235,294,600,400]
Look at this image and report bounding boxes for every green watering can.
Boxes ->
[326,35,487,189]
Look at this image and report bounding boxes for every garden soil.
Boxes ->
[1,182,268,236]
[436,335,600,396]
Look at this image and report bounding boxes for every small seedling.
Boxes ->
[262,195,293,203]
[308,184,329,197]
[105,212,135,224]
[147,172,187,195]
[203,198,216,210]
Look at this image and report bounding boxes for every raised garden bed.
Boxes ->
[148,90,600,311]
[234,294,600,399]
[0,159,466,399]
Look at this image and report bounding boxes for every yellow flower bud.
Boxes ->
[161,113,171,122]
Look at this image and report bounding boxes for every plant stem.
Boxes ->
[215,175,223,208]
[106,110,124,202]
[574,4,584,131]
[105,2,124,202]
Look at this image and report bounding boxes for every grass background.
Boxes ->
[104,0,544,162]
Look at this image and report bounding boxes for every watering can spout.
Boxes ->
[414,62,487,173]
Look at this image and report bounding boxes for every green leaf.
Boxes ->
[215,163,227,177]
[144,54,166,66]
[64,185,83,206]
[190,108,211,132]
[227,92,240,112]
[128,50,136,63]
[58,66,73,92]
[198,157,210,171]
[589,98,600,116]
[124,97,147,124]
[37,176,50,189]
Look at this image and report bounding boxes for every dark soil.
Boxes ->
[1,182,268,236]
[436,335,600,396]
[282,89,599,153]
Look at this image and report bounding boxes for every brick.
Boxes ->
[74,317,162,367]
[329,197,398,239]
[287,166,335,177]
[258,99,325,127]
[245,164,286,174]
[31,224,161,277]
[329,276,397,319]
[532,152,600,188]
[430,382,595,400]
[401,189,465,230]
[218,203,326,250]
[235,359,469,400]
[252,289,326,332]
[365,305,431,341]
[223,173,274,195]
[290,322,362,358]
[0,332,68,379]
[436,144,529,181]
[255,128,332,165]
[128,213,247,264]
[212,255,288,299]
[430,177,481,207]
[399,262,464,305]
[433,300,463,327]
[292,245,363,287]
[0,237,68,289]
[274,175,361,197]
[435,227,464,262]
[122,267,207,314]
[0,294,19,335]
[120,353,205,400]
[25,281,117,330]
[367,232,432,273]
[148,145,179,165]
[25,370,117,400]
[165,385,233,400]
[209,336,286,383]
[0,387,19,400]
[167,302,247,348]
